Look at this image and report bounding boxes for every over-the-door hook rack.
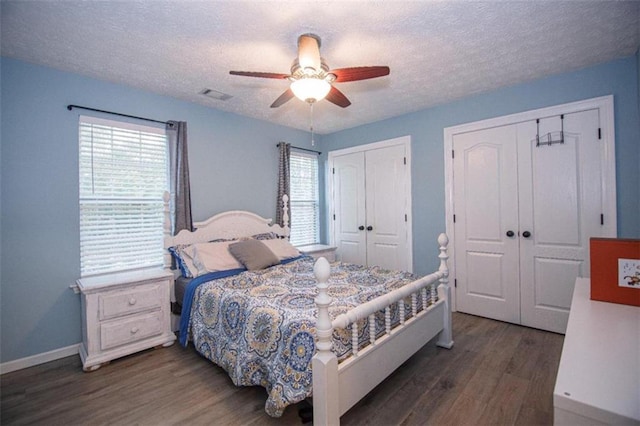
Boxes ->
[536,114,564,147]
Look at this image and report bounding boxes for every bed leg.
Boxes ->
[313,350,340,425]
[312,257,340,426]
[437,283,454,349]
[435,233,454,349]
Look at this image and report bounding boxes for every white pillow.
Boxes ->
[261,239,300,261]
[191,241,244,274]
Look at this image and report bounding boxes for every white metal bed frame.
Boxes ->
[163,194,453,425]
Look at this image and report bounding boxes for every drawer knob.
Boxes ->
[128,298,137,306]
[130,327,139,334]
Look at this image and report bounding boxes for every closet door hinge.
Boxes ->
[598,128,602,140]
[453,214,456,223]
[454,279,457,288]
[452,150,455,159]
[405,214,408,222]
[332,168,335,174]
[404,157,407,165]
[333,214,336,220]
[600,214,604,225]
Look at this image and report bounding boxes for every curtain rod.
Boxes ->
[277,142,321,155]
[67,104,172,126]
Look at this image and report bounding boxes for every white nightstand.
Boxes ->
[76,268,176,372]
[298,244,337,262]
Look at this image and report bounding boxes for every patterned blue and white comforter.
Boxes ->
[187,256,432,417]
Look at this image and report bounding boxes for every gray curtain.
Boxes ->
[167,121,193,234]
[276,142,291,227]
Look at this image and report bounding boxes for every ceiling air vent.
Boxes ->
[199,88,233,101]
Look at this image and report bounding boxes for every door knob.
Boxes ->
[358,225,365,231]
[506,230,515,237]
[366,226,373,231]
[522,231,531,238]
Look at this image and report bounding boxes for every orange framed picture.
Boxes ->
[590,238,640,307]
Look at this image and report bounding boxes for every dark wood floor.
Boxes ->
[1,313,564,425]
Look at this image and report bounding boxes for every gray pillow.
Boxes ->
[228,239,280,271]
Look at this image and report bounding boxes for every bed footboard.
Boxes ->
[312,233,452,426]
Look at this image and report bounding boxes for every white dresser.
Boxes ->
[553,278,639,425]
[77,268,176,371]
[298,244,337,262]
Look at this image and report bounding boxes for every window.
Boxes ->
[79,116,168,276]
[289,150,320,246]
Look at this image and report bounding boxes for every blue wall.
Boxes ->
[322,56,640,275]
[0,58,313,363]
[2,54,639,364]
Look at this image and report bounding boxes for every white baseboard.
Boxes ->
[1,344,80,375]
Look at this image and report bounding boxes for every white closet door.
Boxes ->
[452,125,521,324]
[518,109,605,333]
[365,144,410,271]
[333,152,367,265]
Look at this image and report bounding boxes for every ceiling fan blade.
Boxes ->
[325,86,351,108]
[298,34,321,72]
[330,66,390,83]
[270,88,295,108]
[229,71,290,79]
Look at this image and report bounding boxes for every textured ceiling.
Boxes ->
[1,1,639,134]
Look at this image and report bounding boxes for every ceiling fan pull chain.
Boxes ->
[310,103,315,146]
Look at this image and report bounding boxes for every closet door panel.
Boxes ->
[333,152,367,265]
[365,145,409,271]
[519,109,603,333]
[453,125,520,324]
[465,251,508,300]
[530,118,581,245]
[464,145,503,240]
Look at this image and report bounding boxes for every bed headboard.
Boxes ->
[162,192,290,267]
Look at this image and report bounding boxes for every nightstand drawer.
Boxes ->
[99,284,162,320]
[100,311,163,350]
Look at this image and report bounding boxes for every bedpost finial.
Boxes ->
[313,257,331,283]
[437,233,449,247]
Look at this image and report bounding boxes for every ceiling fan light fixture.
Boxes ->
[290,77,331,103]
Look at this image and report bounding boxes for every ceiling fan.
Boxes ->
[229,34,390,108]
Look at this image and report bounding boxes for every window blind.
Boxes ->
[79,116,168,276]
[289,150,319,246]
